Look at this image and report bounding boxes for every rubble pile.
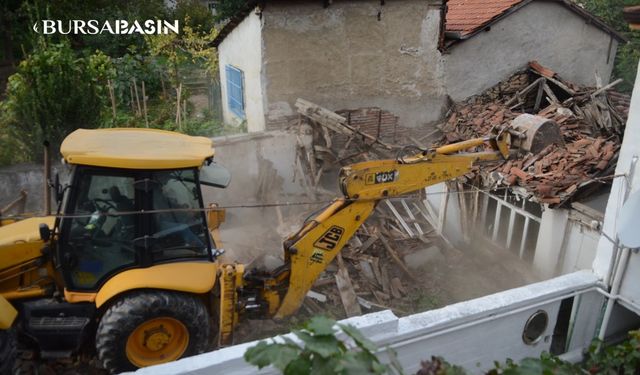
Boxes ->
[440,61,629,206]
[301,198,449,318]
[294,99,452,317]
[291,60,631,316]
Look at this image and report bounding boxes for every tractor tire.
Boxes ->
[96,290,211,373]
[0,328,17,375]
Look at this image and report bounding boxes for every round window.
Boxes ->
[522,310,548,345]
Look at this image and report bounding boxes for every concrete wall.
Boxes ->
[261,0,447,129]
[446,1,619,101]
[204,131,307,205]
[218,11,266,132]
[0,163,69,216]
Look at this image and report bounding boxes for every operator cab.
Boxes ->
[53,128,230,292]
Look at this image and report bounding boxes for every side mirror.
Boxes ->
[200,164,231,189]
[54,174,64,204]
[39,223,51,242]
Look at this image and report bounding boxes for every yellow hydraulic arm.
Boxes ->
[272,132,511,318]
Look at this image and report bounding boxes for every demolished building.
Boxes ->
[429,61,630,278]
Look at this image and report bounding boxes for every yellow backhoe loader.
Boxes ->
[0,121,551,373]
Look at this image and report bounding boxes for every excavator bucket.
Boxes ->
[509,114,563,154]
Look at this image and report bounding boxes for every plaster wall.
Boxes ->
[218,11,266,132]
[446,1,619,101]
[260,0,447,129]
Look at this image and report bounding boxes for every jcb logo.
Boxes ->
[313,226,345,251]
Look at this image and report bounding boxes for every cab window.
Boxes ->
[63,170,137,290]
[148,169,210,262]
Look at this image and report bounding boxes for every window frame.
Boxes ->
[225,64,246,119]
[58,166,213,292]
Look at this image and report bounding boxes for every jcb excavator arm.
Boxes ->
[272,132,512,318]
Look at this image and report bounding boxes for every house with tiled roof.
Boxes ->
[212,0,623,132]
[444,0,626,100]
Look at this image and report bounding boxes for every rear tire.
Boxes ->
[96,290,211,373]
[0,328,16,375]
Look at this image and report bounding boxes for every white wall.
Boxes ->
[593,64,640,280]
[446,1,619,101]
[533,207,569,279]
[557,219,600,276]
[133,271,599,375]
[218,11,266,132]
[593,63,640,315]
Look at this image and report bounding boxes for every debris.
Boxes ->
[439,61,627,207]
[403,246,444,270]
[379,235,418,282]
[306,290,327,303]
[334,254,362,317]
[295,98,395,150]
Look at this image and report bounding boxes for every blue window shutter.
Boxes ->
[225,65,245,119]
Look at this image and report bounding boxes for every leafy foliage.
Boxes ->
[584,330,640,374]
[172,0,217,35]
[212,0,250,23]
[416,357,467,375]
[145,22,218,83]
[580,0,640,93]
[245,316,391,375]
[247,318,640,375]
[2,41,108,161]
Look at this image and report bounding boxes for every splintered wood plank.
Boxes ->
[385,200,415,237]
[358,234,379,254]
[400,199,424,235]
[335,255,362,317]
[380,264,391,295]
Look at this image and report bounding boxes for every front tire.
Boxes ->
[96,290,211,373]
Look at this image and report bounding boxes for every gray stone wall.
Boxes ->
[445,1,619,101]
[261,0,447,129]
[0,163,70,216]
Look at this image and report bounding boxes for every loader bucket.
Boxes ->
[510,114,563,154]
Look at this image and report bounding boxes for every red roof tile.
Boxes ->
[446,0,525,36]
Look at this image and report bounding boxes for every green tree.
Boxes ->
[213,0,249,22]
[581,0,640,93]
[172,0,217,35]
[2,41,110,162]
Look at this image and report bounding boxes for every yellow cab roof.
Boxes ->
[61,128,214,169]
